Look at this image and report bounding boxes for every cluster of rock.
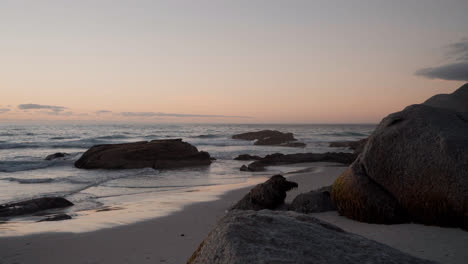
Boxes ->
[239,152,356,172]
[74,139,212,170]
[232,130,306,147]
[331,83,468,228]
[188,175,433,264]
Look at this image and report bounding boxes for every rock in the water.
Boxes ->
[45,152,71,160]
[232,130,306,147]
[242,152,357,172]
[0,197,74,217]
[332,88,468,228]
[74,139,212,170]
[233,154,262,161]
[239,165,249,171]
[329,138,368,154]
[188,210,434,264]
[289,186,336,213]
[231,175,297,210]
[423,83,468,112]
[38,214,72,222]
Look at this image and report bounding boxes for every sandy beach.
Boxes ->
[0,163,467,264]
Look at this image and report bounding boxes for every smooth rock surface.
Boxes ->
[231,175,297,210]
[75,139,212,170]
[188,210,434,264]
[0,197,73,217]
[232,130,306,147]
[423,83,468,112]
[332,101,468,228]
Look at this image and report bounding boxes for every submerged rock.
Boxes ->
[74,139,212,170]
[232,130,306,147]
[45,152,71,160]
[0,197,73,217]
[289,186,336,213]
[38,214,72,222]
[188,210,434,264]
[233,154,262,161]
[332,84,468,228]
[231,175,297,210]
[241,152,356,172]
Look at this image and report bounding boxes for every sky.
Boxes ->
[1,0,467,124]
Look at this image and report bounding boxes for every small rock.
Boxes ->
[38,214,72,222]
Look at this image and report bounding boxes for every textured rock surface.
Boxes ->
[188,210,434,264]
[289,186,336,213]
[332,99,468,227]
[45,152,71,160]
[0,197,73,217]
[423,83,468,112]
[241,152,356,172]
[75,139,212,170]
[232,130,306,147]
[231,175,297,210]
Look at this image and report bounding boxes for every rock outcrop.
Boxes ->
[0,197,73,217]
[233,154,262,161]
[75,139,212,170]
[45,152,71,160]
[241,152,356,172]
[289,186,336,213]
[232,130,306,147]
[331,84,468,228]
[231,175,297,210]
[423,83,468,112]
[188,210,434,264]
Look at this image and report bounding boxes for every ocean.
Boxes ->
[0,123,374,235]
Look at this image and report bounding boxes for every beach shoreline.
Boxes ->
[0,163,467,264]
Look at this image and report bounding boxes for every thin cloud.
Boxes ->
[18,104,67,112]
[416,38,468,81]
[95,110,112,114]
[120,112,251,118]
[0,108,10,114]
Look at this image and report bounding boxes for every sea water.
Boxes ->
[0,123,374,235]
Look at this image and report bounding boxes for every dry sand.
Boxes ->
[0,163,467,264]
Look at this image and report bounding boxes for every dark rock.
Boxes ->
[0,197,74,217]
[243,152,357,172]
[329,138,368,154]
[289,186,336,213]
[423,83,468,112]
[331,84,468,228]
[234,154,262,161]
[231,175,298,210]
[75,139,212,170]
[188,210,434,264]
[232,130,306,147]
[239,165,249,171]
[37,214,72,222]
[45,152,71,161]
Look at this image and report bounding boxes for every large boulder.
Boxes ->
[75,139,212,170]
[0,197,73,217]
[332,100,468,228]
[289,186,336,213]
[231,175,297,210]
[242,152,357,172]
[423,83,468,112]
[188,210,434,264]
[232,130,306,147]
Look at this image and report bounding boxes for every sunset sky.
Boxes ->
[1,0,467,123]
